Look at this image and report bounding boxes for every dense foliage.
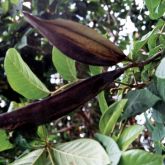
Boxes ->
[0,0,165,164]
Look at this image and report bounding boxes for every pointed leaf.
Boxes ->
[0,69,123,130]
[145,0,165,20]
[99,99,127,135]
[4,48,50,99]
[0,129,13,152]
[95,133,121,165]
[119,149,163,165]
[23,12,126,66]
[117,125,144,151]
[123,88,161,119]
[11,149,46,165]
[132,19,164,59]
[89,66,108,113]
[98,92,109,113]
[53,139,109,165]
[52,47,77,81]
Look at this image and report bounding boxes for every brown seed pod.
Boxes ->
[0,69,123,130]
[23,12,126,66]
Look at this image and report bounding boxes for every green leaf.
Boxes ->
[10,0,19,5]
[11,139,109,165]
[117,125,144,151]
[155,58,165,79]
[89,65,102,75]
[155,79,165,102]
[10,149,47,165]
[52,47,77,81]
[119,149,163,165]
[132,31,153,59]
[4,48,50,99]
[99,99,127,135]
[152,123,165,141]
[132,19,164,59]
[145,0,165,19]
[149,45,163,56]
[1,0,9,14]
[155,58,165,102]
[0,129,13,152]
[148,34,158,51]
[153,101,165,123]
[95,133,121,165]
[53,139,110,165]
[89,66,108,113]
[159,34,165,48]
[123,89,161,119]
[98,91,108,113]
[152,109,164,124]
[37,126,48,140]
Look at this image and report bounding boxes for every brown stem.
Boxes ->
[122,51,163,71]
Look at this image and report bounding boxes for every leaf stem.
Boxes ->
[47,145,56,165]
[121,50,163,71]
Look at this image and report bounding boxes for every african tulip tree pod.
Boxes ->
[0,69,123,131]
[23,11,126,66]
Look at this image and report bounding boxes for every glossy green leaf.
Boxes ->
[53,139,110,165]
[11,139,109,165]
[132,19,164,59]
[145,0,165,19]
[119,149,163,165]
[148,34,158,51]
[123,89,161,119]
[52,47,77,81]
[133,30,153,57]
[155,79,165,102]
[153,101,165,123]
[155,58,165,79]
[10,149,47,165]
[98,92,109,113]
[37,126,48,140]
[149,45,163,56]
[95,133,121,165]
[155,58,165,102]
[159,34,165,48]
[89,66,108,113]
[118,125,144,151]
[99,99,127,135]
[152,123,165,141]
[0,129,13,152]
[4,48,50,99]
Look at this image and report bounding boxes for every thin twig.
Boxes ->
[121,50,163,71]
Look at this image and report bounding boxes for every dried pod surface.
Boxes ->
[0,69,123,130]
[23,12,126,66]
